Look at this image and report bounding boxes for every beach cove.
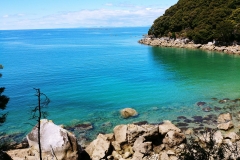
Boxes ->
[2,27,240,152]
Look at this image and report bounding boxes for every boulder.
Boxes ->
[132,136,152,154]
[126,124,158,144]
[163,131,186,148]
[127,124,145,144]
[85,134,111,160]
[27,119,80,160]
[120,108,138,118]
[214,131,223,145]
[159,121,181,135]
[224,132,240,142]
[217,121,234,131]
[113,125,127,144]
[217,113,232,123]
[112,141,121,151]
[141,124,159,141]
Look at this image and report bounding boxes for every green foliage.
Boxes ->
[149,0,240,43]
[0,65,9,125]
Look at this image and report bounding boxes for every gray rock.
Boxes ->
[27,119,80,160]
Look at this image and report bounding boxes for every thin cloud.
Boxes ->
[105,3,113,6]
[0,7,167,30]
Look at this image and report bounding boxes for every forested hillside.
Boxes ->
[148,0,240,44]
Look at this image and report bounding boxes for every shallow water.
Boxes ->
[1,27,240,141]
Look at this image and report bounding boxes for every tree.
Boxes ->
[0,65,9,124]
[148,0,240,43]
[30,88,50,160]
[215,20,234,43]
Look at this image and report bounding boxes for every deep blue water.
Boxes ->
[1,27,240,140]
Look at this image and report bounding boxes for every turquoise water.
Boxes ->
[1,27,240,140]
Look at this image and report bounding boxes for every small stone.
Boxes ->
[177,116,187,120]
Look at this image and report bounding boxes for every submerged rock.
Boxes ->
[197,102,206,106]
[183,119,192,123]
[219,99,230,104]
[133,121,148,126]
[177,116,187,120]
[202,106,212,112]
[74,122,93,132]
[176,123,189,127]
[217,113,232,123]
[192,116,203,123]
[214,106,222,111]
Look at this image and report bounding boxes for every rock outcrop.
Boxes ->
[138,38,240,55]
[6,112,240,160]
[85,121,186,160]
[83,112,240,160]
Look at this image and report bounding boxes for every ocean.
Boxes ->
[1,27,240,141]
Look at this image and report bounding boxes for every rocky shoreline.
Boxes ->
[3,98,240,160]
[4,97,240,159]
[138,37,240,55]
[5,113,240,160]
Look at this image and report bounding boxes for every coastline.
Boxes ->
[138,37,240,55]
[6,110,240,159]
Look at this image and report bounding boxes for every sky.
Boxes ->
[0,0,178,30]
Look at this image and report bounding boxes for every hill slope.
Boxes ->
[148,0,240,44]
